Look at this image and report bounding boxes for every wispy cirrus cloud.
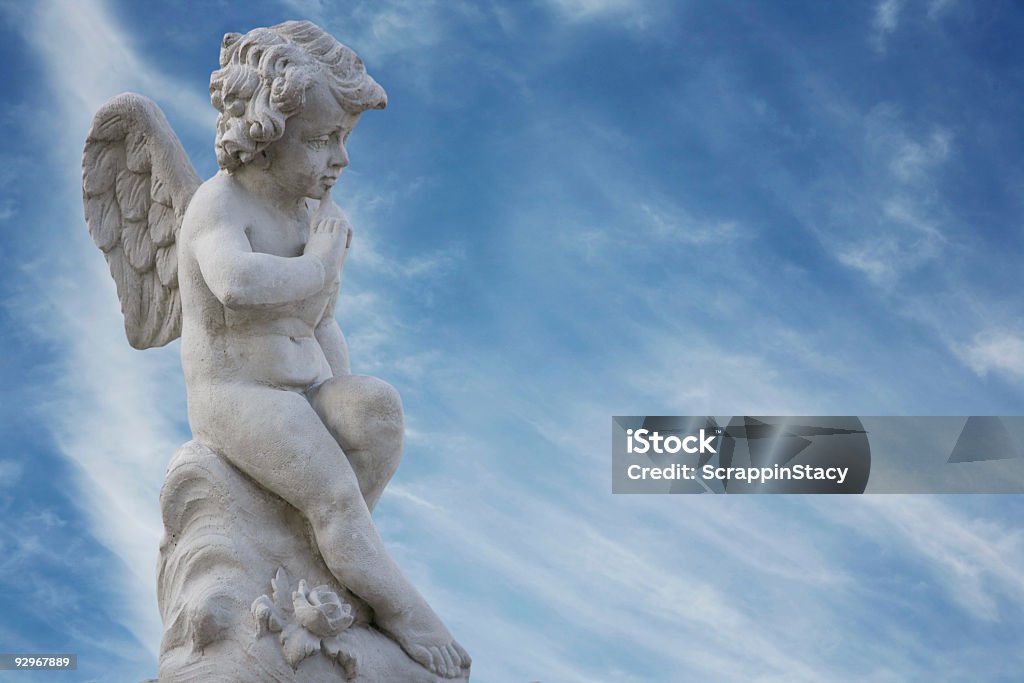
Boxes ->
[383,399,1024,681]
[639,202,742,245]
[15,0,208,660]
[871,0,962,53]
[956,329,1024,379]
[280,0,475,66]
[752,59,1020,383]
[872,0,906,52]
[807,103,952,288]
[7,1,1024,681]
[381,468,849,680]
[542,0,654,29]
[28,0,212,131]
[817,496,1024,623]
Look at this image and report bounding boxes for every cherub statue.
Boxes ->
[82,20,469,681]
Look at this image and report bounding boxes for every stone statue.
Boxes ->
[82,20,470,682]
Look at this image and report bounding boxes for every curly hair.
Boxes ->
[209,20,387,172]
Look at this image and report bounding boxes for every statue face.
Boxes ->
[266,80,360,200]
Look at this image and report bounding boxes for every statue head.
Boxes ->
[210,20,387,172]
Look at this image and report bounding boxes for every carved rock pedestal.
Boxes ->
[156,441,464,682]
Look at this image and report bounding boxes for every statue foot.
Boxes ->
[378,609,470,678]
[403,640,471,680]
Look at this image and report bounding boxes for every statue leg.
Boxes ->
[307,375,402,512]
[189,384,469,679]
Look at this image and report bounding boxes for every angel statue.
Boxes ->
[82,21,470,682]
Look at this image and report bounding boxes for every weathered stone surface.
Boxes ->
[157,442,459,682]
[84,19,470,681]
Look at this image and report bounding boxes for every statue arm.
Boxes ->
[315,280,350,376]
[192,221,328,309]
[312,195,352,376]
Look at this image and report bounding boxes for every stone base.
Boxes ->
[156,441,466,682]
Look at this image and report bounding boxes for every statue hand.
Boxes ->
[305,191,352,272]
[312,189,346,224]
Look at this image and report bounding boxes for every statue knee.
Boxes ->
[313,375,403,453]
[305,477,365,527]
[356,376,403,435]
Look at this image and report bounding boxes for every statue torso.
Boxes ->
[177,175,336,392]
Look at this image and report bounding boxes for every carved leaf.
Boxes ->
[322,635,359,680]
[272,567,293,613]
[280,623,320,669]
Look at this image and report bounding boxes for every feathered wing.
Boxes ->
[83,93,201,349]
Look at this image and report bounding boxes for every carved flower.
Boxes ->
[292,580,353,637]
[251,567,356,670]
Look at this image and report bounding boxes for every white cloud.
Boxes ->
[0,508,72,577]
[957,329,1024,379]
[30,0,212,132]
[865,107,953,184]
[791,102,952,291]
[333,185,463,379]
[820,497,1024,621]
[17,0,211,660]
[777,73,1019,385]
[837,240,900,284]
[282,0,461,65]
[889,129,951,182]
[871,0,963,52]
[11,2,1023,680]
[628,339,815,415]
[0,500,156,679]
[836,196,945,286]
[381,405,1024,681]
[872,0,905,50]
[544,0,653,29]
[381,472,849,681]
[640,202,742,245]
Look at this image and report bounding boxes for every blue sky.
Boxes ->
[2,0,1024,680]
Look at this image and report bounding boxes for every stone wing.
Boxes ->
[82,93,201,349]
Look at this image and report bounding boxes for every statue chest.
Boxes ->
[244,220,308,258]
